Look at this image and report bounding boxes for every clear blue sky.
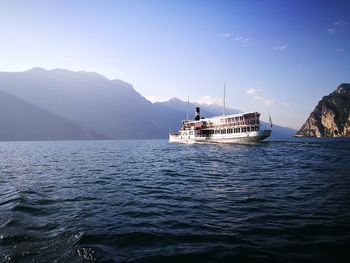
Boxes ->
[1,0,349,129]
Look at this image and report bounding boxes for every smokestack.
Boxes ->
[195,107,200,121]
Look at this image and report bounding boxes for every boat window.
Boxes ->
[247,127,250,132]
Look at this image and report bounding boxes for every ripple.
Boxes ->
[0,139,350,262]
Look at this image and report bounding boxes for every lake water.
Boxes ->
[1,139,350,262]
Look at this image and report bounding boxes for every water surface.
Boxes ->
[1,139,350,262]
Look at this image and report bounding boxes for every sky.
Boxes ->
[0,0,349,129]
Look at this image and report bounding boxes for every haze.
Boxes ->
[1,0,349,129]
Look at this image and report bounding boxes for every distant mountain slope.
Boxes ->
[296,83,350,137]
[0,90,102,141]
[0,68,163,139]
[0,68,296,140]
[264,122,296,140]
[153,98,241,134]
[155,97,241,118]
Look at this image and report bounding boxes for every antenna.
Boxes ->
[187,96,189,120]
[223,84,226,116]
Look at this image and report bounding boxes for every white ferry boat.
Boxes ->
[169,107,272,144]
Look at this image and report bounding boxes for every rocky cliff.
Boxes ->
[296,83,350,137]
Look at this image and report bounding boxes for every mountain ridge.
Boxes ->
[0,68,159,139]
[296,83,350,137]
[0,68,296,141]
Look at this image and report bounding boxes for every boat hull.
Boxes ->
[169,130,271,144]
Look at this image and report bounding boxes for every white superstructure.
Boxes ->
[169,107,271,144]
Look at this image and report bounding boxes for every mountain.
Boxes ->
[296,83,350,137]
[0,90,102,141]
[153,98,241,133]
[266,122,296,140]
[0,68,296,141]
[0,68,166,139]
[155,97,241,117]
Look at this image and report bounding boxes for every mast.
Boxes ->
[187,96,189,120]
[223,84,226,116]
